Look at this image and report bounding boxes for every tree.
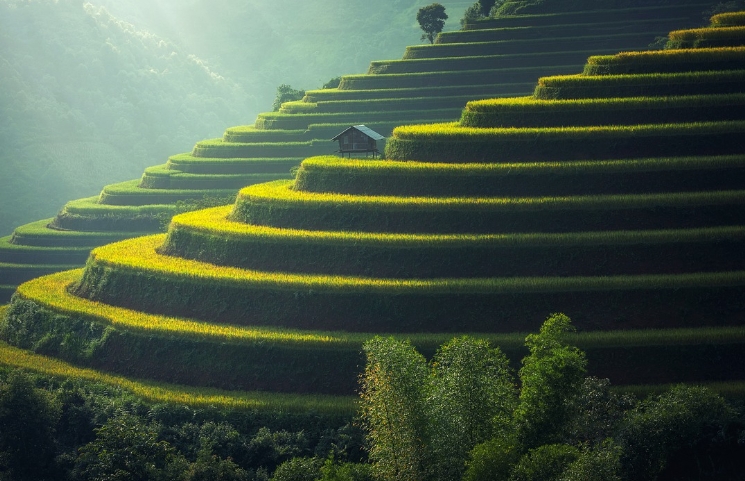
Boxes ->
[478,0,498,16]
[558,440,622,481]
[359,337,430,481]
[428,337,516,481]
[460,3,484,27]
[72,410,188,481]
[617,385,745,481]
[272,84,305,112]
[361,336,517,481]
[513,313,587,449]
[322,76,342,89]
[417,4,448,44]
[510,444,579,481]
[270,457,321,481]
[0,370,61,481]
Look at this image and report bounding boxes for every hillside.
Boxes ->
[0,0,472,235]
[0,1,716,303]
[2,9,743,408]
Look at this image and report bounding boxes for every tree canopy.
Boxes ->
[417,3,448,44]
[357,314,745,481]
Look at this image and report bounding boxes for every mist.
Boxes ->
[0,0,471,235]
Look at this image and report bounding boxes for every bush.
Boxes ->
[509,444,579,481]
[322,77,342,89]
[618,385,745,481]
[317,458,373,481]
[558,440,622,481]
[0,370,61,481]
[270,457,322,481]
[460,2,484,27]
[272,85,306,112]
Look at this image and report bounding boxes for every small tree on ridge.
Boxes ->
[417,3,448,44]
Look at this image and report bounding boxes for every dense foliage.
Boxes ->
[354,314,745,481]
[0,368,362,481]
[417,4,449,44]
[1,315,743,480]
[273,85,306,112]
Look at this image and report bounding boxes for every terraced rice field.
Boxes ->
[3,4,743,406]
[0,1,712,302]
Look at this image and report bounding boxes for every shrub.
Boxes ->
[617,385,745,481]
[272,85,305,112]
[509,444,579,481]
[321,77,342,89]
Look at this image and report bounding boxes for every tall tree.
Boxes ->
[359,337,430,481]
[417,3,448,44]
[72,410,187,481]
[478,0,498,16]
[428,337,516,481]
[513,313,587,449]
[0,371,61,481]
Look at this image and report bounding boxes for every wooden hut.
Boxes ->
[331,125,385,158]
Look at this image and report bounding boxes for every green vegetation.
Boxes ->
[303,84,516,102]
[337,66,571,90]
[3,8,745,480]
[7,270,745,400]
[7,218,150,248]
[460,93,745,127]
[0,367,362,480]
[165,154,302,174]
[418,3,449,44]
[367,52,588,74]
[711,10,745,25]
[272,84,306,112]
[294,154,745,196]
[490,1,713,18]
[355,315,745,481]
[582,47,745,75]
[667,25,745,48]
[97,179,237,206]
[0,340,355,414]
[405,32,659,59]
[534,70,745,100]
[386,121,745,163]
[254,108,464,130]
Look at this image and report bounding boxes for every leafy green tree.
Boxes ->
[460,3,484,27]
[272,84,306,112]
[563,377,634,446]
[322,77,342,89]
[72,410,188,481]
[360,337,430,481]
[558,440,622,481]
[0,370,61,481]
[428,336,516,480]
[185,450,251,481]
[514,313,587,449]
[509,444,579,481]
[478,0,498,15]
[617,385,745,481]
[417,4,448,44]
[270,456,322,481]
[56,382,97,451]
[317,456,373,481]
[463,436,522,481]
[245,427,311,473]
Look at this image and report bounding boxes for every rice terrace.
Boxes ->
[0,0,744,479]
